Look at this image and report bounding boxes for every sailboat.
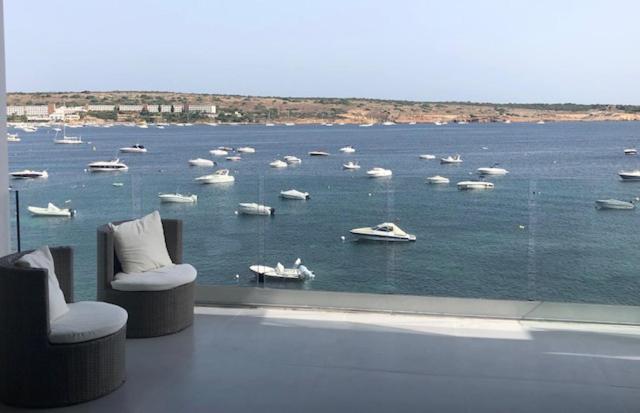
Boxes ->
[53,125,83,144]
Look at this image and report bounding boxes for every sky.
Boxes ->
[4,0,640,104]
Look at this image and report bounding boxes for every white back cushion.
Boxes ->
[16,246,69,322]
[109,211,173,274]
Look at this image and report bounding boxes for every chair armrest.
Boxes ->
[97,224,116,299]
[50,246,74,303]
[162,219,183,264]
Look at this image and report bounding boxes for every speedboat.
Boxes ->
[159,193,198,203]
[237,146,256,153]
[218,146,234,152]
[226,156,242,161]
[10,169,48,179]
[209,149,229,156]
[87,159,128,172]
[119,144,147,153]
[624,148,637,155]
[350,223,416,242]
[188,158,215,167]
[270,159,288,168]
[419,154,436,160]
[619,170,640,181]
[367,167,392,178]
[238,203,274,215]
[308,151,330,156]
[343,161,361,170]
[339,145,356,153]
[280,189,310,200]
[457,181,494,190]
[283,156,302,164]
[440,154,463,164]
[195,169,235,184]
[426,175,450,184]
[250,259,315,281]
[595,199,636,210]
[7,133,20,142]
[477,165,509,175]
[27,203,74,217]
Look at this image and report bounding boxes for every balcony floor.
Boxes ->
[6,306,640,412]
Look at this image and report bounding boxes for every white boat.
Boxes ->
[195,169,235,184]
[624,148,637,155]
[137,123,149,128]
[270,159,288,168]
[237,146,256,153]
[156,125,165,129]
[188,158,215,167]
[283,155,302,164]
[359,123,375,127]
[250,259,315,280]
[54,136,83,144]
[350,223,416,242]
[440,154,463,164]
[238,203,274,215]
[87,159,128,172]
[284,122,295,126]
[536,120,545,124]
[426,175,450,184]
[619,170,640,181]
[408,121,417,125]
[343,161,361,170]
[27,203,74,217]
[339,145,356,153]
[280,189,310,200]
[7,133,20,142]
[457,120,468,125]
[159,193,198,203]
[504,119,512,124]
[382,121,396,126]
[457,181,494,190]
[308,151,330,156]
[323,123,333,127]
[265,123,275,127]
[119,144,147,153]
[10,169,48,179]
[477,165,509,175]
[367,167,392,178]
[595,199,636,210]
[419,154,436,160]
[20,126,37,133]
[210,149,229,156]
[434,121,444,126]
[218,146,234,152]
[226,156,242,161]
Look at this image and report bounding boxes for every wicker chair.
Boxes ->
[97,219,195,338]
[0,247,126,408]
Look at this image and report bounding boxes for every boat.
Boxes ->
[156,125,165,129]
[226,156,242,161]
[382,121,396,126]
[209,149,229,156]
[87,159,128,172]
[477,164,509,175]
[343,161,361,170]
[426,175,450,184]
[188,158,215,167]
[366,167,392,178]
[119,144,147,153]
[323,123,333,127]
[619,170,640,181]
[195,169,235,184]
[350,223,416,242]
[504,119,512,124]
[284,122,295,126]
[408,121,417,125]
[237,146,256,153]
[10,170,48,179]
[434,121,444,126]
[440,154,463,164]
[359,123,375,127]
[419,154,436,160]
[536,120,545,124]
[624,148,637,155]
[238,203,274,215]
[137,123,149,128]
[457,181,494,190]
[27,203,74,217]
[218,146,234,152]
[112,182,124,187]
[283,156,302,164]
[7,133,20,142]
[265,123,275,127]
[308,151,330,156]
[280,189,310,200]
[457,120,469,125]
[339,145,356,153]
[270,159,288,168]
[249,259,315,281]
[595,199,636,210]
[54,136,83,144]
[159,193,198,203]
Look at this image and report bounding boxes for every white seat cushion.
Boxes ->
[49,301,128,344]
[111,264,197,292]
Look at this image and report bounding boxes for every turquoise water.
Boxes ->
[8,122,640,304]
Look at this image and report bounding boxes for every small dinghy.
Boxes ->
[159,193,198,203]
[28,203,74,217]
[595,199,637,210]
[280,189,310,200]
[189,158,215,167]
[250,259,315,281]
[238,203,274,216]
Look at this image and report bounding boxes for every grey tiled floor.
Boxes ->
[5,307,640,412]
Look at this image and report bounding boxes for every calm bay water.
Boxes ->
[8,122,640,304]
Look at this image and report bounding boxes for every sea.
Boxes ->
[7,121,640,304]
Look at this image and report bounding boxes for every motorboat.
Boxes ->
[595,199,637,210]
[209,149,229,156]
[188,158,215,167]
[308,151,330,156]
[280,189,310,200]
[426,175,450,184]
[265,123,275,127]
[350,222,416,242]
[237,146,256,153]
[27,203,74,217]
[112,182,124,187]
[408,121,417,125]
[10,169,48,179]
[382,121,396,126]
[270,159,288,168]
[536,120,545,124]
[195,169,235,184]
[419,154,436,160]
[477,165,509,175]
[343,161,361,170]
[119,144,147,153]
[619,170,640,181]
[218,146,234,152]
[339,145,356,153]
[440,154,463,164]
[624,148,637,155]
[137,123,149,128]
[284,122,295,126]
[7,134,20,142]
[367,167,392,178]
[87,159,128,172]
[434,121,444,126]
[359,123,375,127]
[249,259,315,281]
[457,181,494,190]
[238,203,274,216]
[283,155,302,164]
[457,120,469,125]
[226,156,242,161]
[159,193,198,203]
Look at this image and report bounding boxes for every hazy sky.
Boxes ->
[5,0,640,103]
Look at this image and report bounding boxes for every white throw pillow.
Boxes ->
[109,211,173,274]
[16,245,69,322]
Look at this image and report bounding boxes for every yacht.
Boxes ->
[226,156,242,161]
[7,133,20,142]
[477,165,509,175]
[87,159,129,172]
[339,145,356,153]
[10,169,48,179]
[270,159,288,168]
[624,148,637,155]
[237,147,256,153]
[283,156,302,164]
[619,170,640,181]
[419,154,436,160]
[188,158,215,167]
[426,175,450,184]
[595,199,636,210]
[308,151,330,156]
[119,144,147,153]
[27,203,74,217]
[280,189,310,200]
[440,154,463,164]
[367,167,392,178]
[159,193,198,203]
[238,203,274,216]
[195,169,235,184]
[350,223,416,242]
[209,149,229,156]
[457,181,494,190]
[343,161,361,170]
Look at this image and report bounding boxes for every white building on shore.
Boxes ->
[186,104,216,114]
[118,105,144,112]
[87,105,115,112]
